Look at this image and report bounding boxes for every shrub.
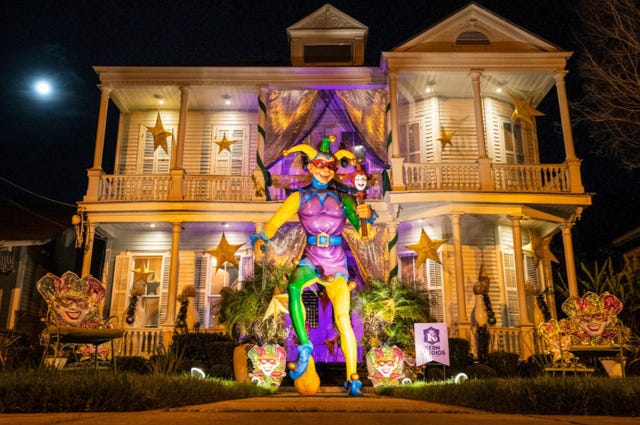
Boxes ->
[115,356,149,374]
[466,363,497,379]
[519,354,553,377]
[487,351,520,377]
[208,364,234,379]
[448,338,472,370]
[170,332,236,376]
[353,279,432,351]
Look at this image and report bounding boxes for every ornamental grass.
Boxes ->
[0,368,273,413]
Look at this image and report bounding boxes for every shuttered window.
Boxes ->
[502,251,520,327]
[140,125,172,174]
[211,127,247,175]
[502,122,524,164]
[426,260,445,322]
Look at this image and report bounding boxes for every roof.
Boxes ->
[0,204,75,247]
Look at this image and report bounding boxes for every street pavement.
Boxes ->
[0,389,637,425]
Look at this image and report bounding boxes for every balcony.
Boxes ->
[403,162,571,193]
[92,162,574,203]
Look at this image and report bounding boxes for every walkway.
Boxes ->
[0,389,637,425]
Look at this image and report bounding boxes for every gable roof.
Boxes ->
[287,3,368,36]
[0,204,73,247]
[393,3,560,53]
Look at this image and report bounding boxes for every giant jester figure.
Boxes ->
[253,136,372,391]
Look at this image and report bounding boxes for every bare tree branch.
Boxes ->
[572,0,640,169]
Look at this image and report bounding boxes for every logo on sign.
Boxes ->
[423,327,440,344]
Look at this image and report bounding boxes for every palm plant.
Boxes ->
[217,264,291,345]
[353,279,433,351]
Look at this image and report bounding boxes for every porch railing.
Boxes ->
[117,328,166,358]
[95,163,569,202]
[493,164,570,192]
[404,163,480,191]
[184,175,254,201]
[100,175,171,201]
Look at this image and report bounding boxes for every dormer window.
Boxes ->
[304,44,353,64]
[455,30,491,46]
[287,5,367,66]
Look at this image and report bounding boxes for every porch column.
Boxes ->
[510,215,534,359]
[388,71,405,190]
[470,70,493,190]
[553,71,584,193]
[169,86,189,200]
[386,222,399,281]
[85,84,111,201]
[165,222,182,326]
[255,87,269,200]
[81,221,96,277]
[509,216,531,325]
[451,214,469,327]
[561,221,580,297]
[173,85,190,169]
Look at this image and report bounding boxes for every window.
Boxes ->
[503,121,525,164]
[502,251,519,327]
[132,256,164,328]
[303,44,352,64]
[425,260,445,322]
[141,126,172,174]
[399,254,444,322]
[455,30,491,46]
[211,127,248,175]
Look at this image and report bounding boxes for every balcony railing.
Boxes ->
[404,163,480,191]
[403,162,571,193]
[101,175,171,201]
[493,164,569,192]
[95,163,571,202]
[184,175,254,201]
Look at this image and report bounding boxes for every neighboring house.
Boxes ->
[613,227,640,271]
[77,4,590,359]
[0,204,80,339]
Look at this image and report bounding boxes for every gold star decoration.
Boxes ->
[132,262,154,283]
[146,113,173,154]
[405,229,446,265]
[214,132,237,153]
[437,125,455,150]
[524,232,559,265]
[510,95,545,125]
[206,232,244,268]
[262,286,289,321]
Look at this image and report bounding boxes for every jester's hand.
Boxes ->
[356,203,371,219]
[253,239,266,263]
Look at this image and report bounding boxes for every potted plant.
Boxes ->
[218,264,291,388]
[352,279,433,386]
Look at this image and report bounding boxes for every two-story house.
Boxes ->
[75,4,590,359]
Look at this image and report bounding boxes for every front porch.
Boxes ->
[116,325,542,361]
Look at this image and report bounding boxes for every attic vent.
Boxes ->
[456,30,491,46]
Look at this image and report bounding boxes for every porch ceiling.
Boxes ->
[397,70,555,106]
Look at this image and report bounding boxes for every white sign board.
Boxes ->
[414,323,450,366]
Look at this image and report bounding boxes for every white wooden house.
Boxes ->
[76,4,590,359]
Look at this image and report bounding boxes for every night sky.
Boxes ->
[2,0,638,260]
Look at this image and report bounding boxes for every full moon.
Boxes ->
[34,80,52,96]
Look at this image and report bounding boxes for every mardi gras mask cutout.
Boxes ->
[561,291,623,344]
[37,271,106,327]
